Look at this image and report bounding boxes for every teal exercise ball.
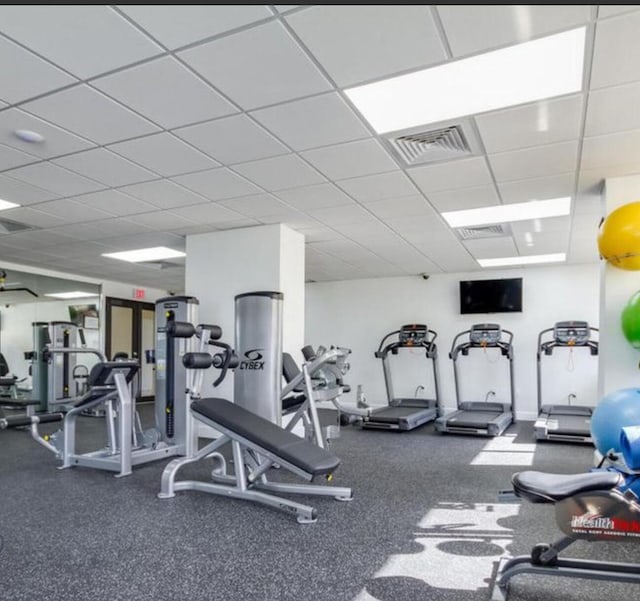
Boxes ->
[591,388,640,456]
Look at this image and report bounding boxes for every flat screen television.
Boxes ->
[459,278,523,314]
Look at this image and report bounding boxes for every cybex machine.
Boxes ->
[436,323,515,437]
[362,324,440,431]
[534,321,598,443]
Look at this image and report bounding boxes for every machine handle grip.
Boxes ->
[209,341,236,387]
[197,324,223,341]
[78,328,86,347]
[166,321,196,338]
[0,412,64,429]
[301,345,316,361]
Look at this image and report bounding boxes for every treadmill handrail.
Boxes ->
[449,328,514,361]
[375,329,438,359]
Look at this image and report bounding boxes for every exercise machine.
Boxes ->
[158,342,353,523]
[534,321,599,443]
[281,345,353,448]
[436,323,515,437]
[491,467,640,600]
[0,297,211,477]
[360,324,440,431]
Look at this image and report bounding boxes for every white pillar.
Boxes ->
[185,223,305,405]
[598,174,640,397]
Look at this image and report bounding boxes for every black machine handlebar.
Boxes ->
[537,322,599,359]
[449,325,514,361]
[375,325,438,359]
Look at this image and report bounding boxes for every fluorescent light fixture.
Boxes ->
[102,246,186,263]
[478,253,566,268]
[442,197,571,228]
[0,198,20,211]
[45,291,99,299]
[345,27,586,134]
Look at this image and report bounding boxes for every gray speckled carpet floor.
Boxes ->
[0,406,638,601]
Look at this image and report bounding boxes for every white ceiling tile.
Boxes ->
[22,85,160,145]
[50,222,115,241]
[0,109,95,159]
[427,184,500,212]
[274,6,300,13]
[332,221,400,245]
[275,183,354,210]
[475,95,584,154]
[585,82,640,137]
[93,56,237,129]
[0,143,40,171]
[6,162,105,196]
[250,93,370,151]
[54,148,157,187]
[286,6,447,86]
[364,195,435,219]
[489,141,579,182]
[0,174,59,205]
[337,171,419,203]
[598,6,640,18]
[581,129,640,170]
[498,172,576,204]
[591,12,640,89]
[514,231,568,255]
[509,215,572,236]
[387,213,449,236]
[408,157,493,194]
[118,179,207,209]
[232,154,325,191]
[0,6,162,78]
[170,202,245,224]
[0,35,77,103]
[3,229,75,249]
[70,190,157,217]
[296,226,343,243]
[301,138,397,180]
[307,204,375,226]
[219,194,289,218]
[123,210,197,231]
[99,231,185,251]
[1,206,67,228]
[437,5,591,57]
[178,21,331,110]
[86,218,156,239]
[420,244,479,272]
[174,114,288,165]
[173,168,262,201]
[36,198,114,224]
[118,5,272,50]
[108,133,219,177]
[463,236,519,259]
[257,209,314,226]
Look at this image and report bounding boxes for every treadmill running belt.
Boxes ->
[369,406,434,424]
[446,410,502,428]
[546,413,591,436]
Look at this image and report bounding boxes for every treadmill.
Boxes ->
[435,323,515,437]
[362,324,440,431]
[533,321,598,443]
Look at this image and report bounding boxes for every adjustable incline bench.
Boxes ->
[158,351,353,524]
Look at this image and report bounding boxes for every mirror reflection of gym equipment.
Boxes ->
[534,321,599,444]
[436,324,515,437]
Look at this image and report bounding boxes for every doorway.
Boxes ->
[105,297,155,402]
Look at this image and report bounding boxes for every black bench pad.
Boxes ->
[191,398,340,476]
[513,470,622,504]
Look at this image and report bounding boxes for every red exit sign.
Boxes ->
[133,288,146,300]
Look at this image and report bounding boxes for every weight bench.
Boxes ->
[159,396,353,523]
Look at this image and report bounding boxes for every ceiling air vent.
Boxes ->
[0,217,33,233]
[383,118,482,166]
[457,224,509,240]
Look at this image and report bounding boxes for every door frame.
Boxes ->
[105,297,155,402]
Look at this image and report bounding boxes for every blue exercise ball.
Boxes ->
[591,388,640,456]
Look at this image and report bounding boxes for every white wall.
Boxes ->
[306,263,600,420]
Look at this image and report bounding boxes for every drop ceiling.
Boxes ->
[0,5,632,289]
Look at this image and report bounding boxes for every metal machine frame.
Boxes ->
[534,321,599,444]
[362,324,440,431]
[436,323,515,437]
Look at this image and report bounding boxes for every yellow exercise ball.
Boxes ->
[598,201,640,270]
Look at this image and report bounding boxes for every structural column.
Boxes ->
[185,223,305,406]
[598,174,640,397]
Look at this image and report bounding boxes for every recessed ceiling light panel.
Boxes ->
[442,197,571,228]
[102,246,186,263]
[45,291,99,299]
[0,199,20,211]
[345,27,586,134]
[478,253,566,268]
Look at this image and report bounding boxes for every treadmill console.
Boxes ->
[554,321,590,345]
[470,323,501,346]
[399,324,427,346]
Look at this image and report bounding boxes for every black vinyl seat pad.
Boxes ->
[191,398,340,476]
[513,470,622,503]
